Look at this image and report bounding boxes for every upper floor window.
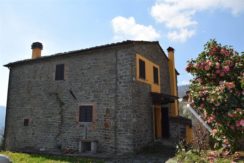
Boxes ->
[153,66,159,84]
[79,105,93,122]
[24,119,29,126]
[139,59,146,80]
[55,64,64,80]
[136,54,161,93]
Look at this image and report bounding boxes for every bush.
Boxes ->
[186,39,244,152]
[175,150,243,163]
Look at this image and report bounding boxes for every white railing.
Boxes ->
[186,103,212,133]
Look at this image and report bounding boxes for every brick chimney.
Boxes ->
[31,42,43,59]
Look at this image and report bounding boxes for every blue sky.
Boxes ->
[0,0,244,106]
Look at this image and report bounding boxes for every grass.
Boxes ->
[0,151,104,163]
[173,150,244,163]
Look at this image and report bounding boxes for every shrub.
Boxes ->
[186,39,244,152]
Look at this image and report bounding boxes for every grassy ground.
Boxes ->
[169,150,244,163]
[0,151,104,163]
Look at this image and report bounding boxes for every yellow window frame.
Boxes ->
[136,54,160,93]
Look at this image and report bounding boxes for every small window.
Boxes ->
[139,59,146,80]
[55,64,64,80]
[83,142,91,152]
[24,119,29,126]
[153,66,159,84]
[79,106,93,122]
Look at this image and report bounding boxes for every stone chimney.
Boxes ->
[167,47,178,117]
[31,42,43,59]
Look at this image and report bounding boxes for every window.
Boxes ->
[82,142,91,152]
[24,119,29,126]
[55,64,64,80]
[139,59,146,80]
[79,106,93,122]
[153,66,159,84]
[136,54,161,93]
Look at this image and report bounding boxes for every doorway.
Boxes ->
[161,107,170,138]
[154,105,162,139]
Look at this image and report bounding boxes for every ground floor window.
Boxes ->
[79,105,93,122]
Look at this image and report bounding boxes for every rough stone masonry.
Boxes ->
[4,41,188,155]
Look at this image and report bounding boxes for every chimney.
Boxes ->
[167,46,178,117]
[31,42,43,59]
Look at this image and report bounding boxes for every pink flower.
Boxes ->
[216,70,220,74]
[229,125,235,130]
[228,113,236,118]
[207,60,212,66]
[236,108,242,112]
[211,129,218,136]
[197,78,203,83]
[225,60,231,65]
[208,150,218,157]
[205,65,210,70]
[240,120,244,127]
[221,48,230,56]
[220,72,225,77]
[225,51,230,56]
[219,81,224,85]
[223,66,230,73]
[225,82,235,89]
[228,112,239,118]
[236,121,240,127]
[215,62,220,69]
[212,46,217,52]
[220,48,226,54]
[223,139,229,144]
[207,115,215,123]
[228,113,233,117]
[236,119,244,127]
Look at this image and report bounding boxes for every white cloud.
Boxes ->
[111,16,160,41]
[167,28,195,42]
[151,0,244,42]
[151,2,197,29]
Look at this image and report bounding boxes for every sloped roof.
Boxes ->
[4,40,179,74]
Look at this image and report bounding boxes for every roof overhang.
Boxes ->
[150,92,178,104]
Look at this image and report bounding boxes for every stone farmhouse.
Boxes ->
[4,41,192,154]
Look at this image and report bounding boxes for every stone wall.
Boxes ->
[131,43,171,151]
[169,116,192,142]
[4,44,135,154]
[4,41,174,155]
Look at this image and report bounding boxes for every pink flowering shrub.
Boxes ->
[186,40,244,151]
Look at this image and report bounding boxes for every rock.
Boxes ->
[0,154,12,163]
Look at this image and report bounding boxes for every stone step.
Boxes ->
[154,139,177,148]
